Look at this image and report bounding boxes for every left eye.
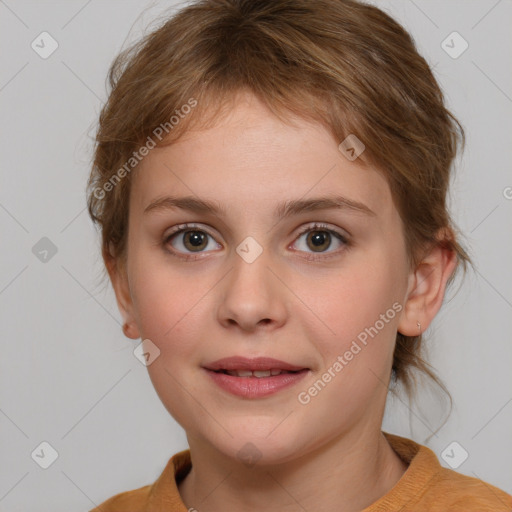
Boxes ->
[292,225,347,253]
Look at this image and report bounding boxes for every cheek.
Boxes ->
[128,253,181,336]
[293,264,404,425]
[129,254,219,365]
[129,262,212,426]
[295,248,406,372]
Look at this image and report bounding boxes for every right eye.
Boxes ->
[164,224,222,257]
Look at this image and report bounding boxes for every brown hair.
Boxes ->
[87,0,470,403]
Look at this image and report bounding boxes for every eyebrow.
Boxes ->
[143,194,375,218]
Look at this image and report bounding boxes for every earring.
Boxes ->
[417,321,422,334]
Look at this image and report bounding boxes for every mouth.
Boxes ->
[203,356,308,374]
[212,368,303,378]
[202,356,310,398]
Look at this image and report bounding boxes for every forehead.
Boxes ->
[131,93,394,221]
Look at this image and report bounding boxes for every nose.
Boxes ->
[216,249,288,333]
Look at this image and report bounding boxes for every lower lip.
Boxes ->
[204,369,309,398]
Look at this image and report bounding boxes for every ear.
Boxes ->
[398,233,457,336]
[104,243,140,340]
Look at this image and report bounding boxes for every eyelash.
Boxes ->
[163,222,349,261]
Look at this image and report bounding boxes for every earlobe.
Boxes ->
[104,247,141,340]
[398,241,457,336]
[122,321,139,339]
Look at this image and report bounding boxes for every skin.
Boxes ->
[108,91,456,512]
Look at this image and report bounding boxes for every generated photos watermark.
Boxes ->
[93,98,197,200]
[297,301,403,405]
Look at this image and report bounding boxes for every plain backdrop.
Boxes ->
[1,0,511,510]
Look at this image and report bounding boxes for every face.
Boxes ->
[116,92,414,464]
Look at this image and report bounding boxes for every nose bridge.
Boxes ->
[217,239,287,330]
[231,244,271,296]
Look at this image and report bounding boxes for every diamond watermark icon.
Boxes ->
[441,31,468,59]
[31,441,59,469]
[237,442,262,468]
[441,441,469,469]
[134,338,161,366]
[338,134,365,161]
[31,31,59,59]
[32,237,58,263]
[236,236,263,263]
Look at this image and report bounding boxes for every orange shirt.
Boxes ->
[91,432,512,511]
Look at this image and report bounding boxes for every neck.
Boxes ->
[178,427,407,512]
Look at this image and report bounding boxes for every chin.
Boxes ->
[206,422,309,467]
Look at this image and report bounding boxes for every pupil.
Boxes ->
[185,231,206,250]
[308,231,330,252]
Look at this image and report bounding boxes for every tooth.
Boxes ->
[270,369,282,376]
[253,370,271,378]
[236,370,253,377]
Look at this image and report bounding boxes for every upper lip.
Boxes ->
[203,356,307,372]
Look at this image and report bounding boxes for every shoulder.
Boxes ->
[376,432,512,512]
[89,449,192,512]
[422,466,512,511]
[89,485,151,512]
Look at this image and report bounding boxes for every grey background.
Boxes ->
[0,0,511,510]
